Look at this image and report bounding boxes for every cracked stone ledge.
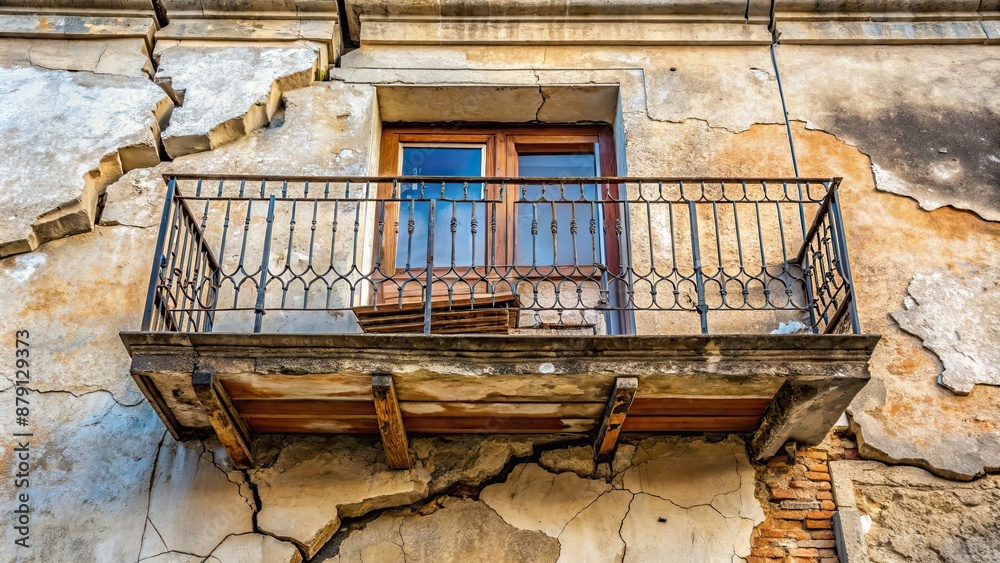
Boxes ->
[0,44,320,259]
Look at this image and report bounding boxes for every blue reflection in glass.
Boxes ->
[516,153,599,266]
[396,146,485,269]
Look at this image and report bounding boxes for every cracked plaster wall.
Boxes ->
[1,20,999,561]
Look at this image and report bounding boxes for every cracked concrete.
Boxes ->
[0,37,154,78]
[0,66,171,258]
[325,436,762,562]
[156,45,318,158]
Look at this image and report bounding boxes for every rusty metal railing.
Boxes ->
[140,175,860,336]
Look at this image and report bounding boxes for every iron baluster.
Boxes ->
[254,194,276,333]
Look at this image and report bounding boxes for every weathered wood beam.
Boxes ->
[594,377,638,459]
[372,374,410,469]
[191,368,254,469]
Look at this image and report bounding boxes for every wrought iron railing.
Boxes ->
[141,175,860,336]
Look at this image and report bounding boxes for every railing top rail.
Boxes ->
[164,174,843,184]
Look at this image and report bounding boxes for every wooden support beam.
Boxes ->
[594,377,638,459]
[372,374,410,469]
[192,368,255,469]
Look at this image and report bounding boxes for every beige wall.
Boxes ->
[0,2,998,561]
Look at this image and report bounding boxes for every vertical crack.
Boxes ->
[138,430,168,556]
[618,494,635,562]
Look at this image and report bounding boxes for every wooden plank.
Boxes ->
[628,397,771,417]
[372,374,410,469]
[233,399,377,417]
[353,292,518,316]
[220,373,372,400]
[192,368,255,468]
[249,416,596,434]
[355,292,519,335]
[621,415,761,432]
[217,372,781,403]
[594,377,638,457]
[232,399,604,419]
[358,310,514,334]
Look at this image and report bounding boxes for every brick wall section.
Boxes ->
[749,433,858,563]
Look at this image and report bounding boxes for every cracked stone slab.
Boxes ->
[143,438,254,557]
[399,498,561,562]
[480,463,611,538]
[250,436,431,559]
[413,434,575,494]
[892,267,1000,395]
[100,166,172,229]
[0,225,159,404]
[621,436,765,524]
[555,489,632,563]
[319,514,405,563]
[156,45,317,158]
[0,391,163,562]
[0,38,153,77]
[0,66,170,257]
[167,80,376,177]
[622,494,754,562]
[141,553,204,563]
[206,533,303,563]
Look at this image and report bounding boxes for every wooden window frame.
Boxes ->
[376,124,620,305]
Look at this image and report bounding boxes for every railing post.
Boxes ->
[688,200,708,334]
[830,187,861,334]
[254,194,276,333]
[423,199,436,335]
[142,177,177,331]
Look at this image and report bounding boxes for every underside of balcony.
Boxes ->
[120,331,879,469]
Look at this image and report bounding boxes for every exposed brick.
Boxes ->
[807,464,829,473]
[811,530,836,540]
[768,519,805,531]
[816,491,833,500]
[820,500,837,511]
[789,548,820,557]
[746,557,782,563]
[806,519,833,529]
[781,500,821,510]
[767,457,789,467]
[818,549,837,557]
[791,480,831,490]
[807,510,835,520]
[791,558,817,563]
[753,547,786,558]
[770,487,799,500]
[821,558,839,563]
[806,471,832,482]
[799,539,837,549]
[773,510,808,520]
[762,529,810,540]
[800,450,828,460]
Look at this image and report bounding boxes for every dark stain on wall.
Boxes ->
[829,106,1000,220]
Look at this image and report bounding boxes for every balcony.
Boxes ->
[120,174,879,468]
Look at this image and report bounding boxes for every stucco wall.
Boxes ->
[0,2,999,561]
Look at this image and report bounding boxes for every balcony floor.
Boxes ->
[120,332,879,468]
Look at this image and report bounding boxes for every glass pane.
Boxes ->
[516,153,599,266]
[396,146,486,269]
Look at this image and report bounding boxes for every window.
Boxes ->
[375,124,619,306]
